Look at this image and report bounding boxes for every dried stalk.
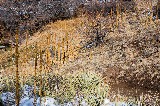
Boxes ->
[15,32,19,106]
[149,0,153,23]
[69,43,74,61]
[89,50,92,60]
[110,8,113,18]
[25,31,28,62]
[39,45,43,105]
[34,43,38,106]
[65,33,69,62]
[62,38,65,64]
[116,3,119,27]
[57,43,61,68]
[46,34,51,73]
[156,3,159,20]
[54,34,57,64]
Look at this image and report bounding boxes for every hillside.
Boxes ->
[0,0,160,106]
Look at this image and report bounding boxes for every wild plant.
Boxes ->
[15,31,20,106]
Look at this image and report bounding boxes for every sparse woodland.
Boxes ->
[0,0,160,106]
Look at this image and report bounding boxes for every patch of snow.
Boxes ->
[20,98,34,106]
[19,97,30,105]
[1,85,130,106]
[101,98,128,106]
[1,92,15,105]
[81,99,88,106]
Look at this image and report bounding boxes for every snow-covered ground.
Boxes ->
[0,85,131,106]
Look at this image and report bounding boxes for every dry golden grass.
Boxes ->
[0,1,160,105]
[0,18,87,77]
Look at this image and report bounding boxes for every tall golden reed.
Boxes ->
[39,45,43,104]
[34,43,38,106]
[15,31,20,106]
[62,38,65,64]
[116,3,120,27]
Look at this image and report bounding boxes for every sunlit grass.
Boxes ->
[0,0,160,105]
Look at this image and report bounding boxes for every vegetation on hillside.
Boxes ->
[0,0,160,106]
